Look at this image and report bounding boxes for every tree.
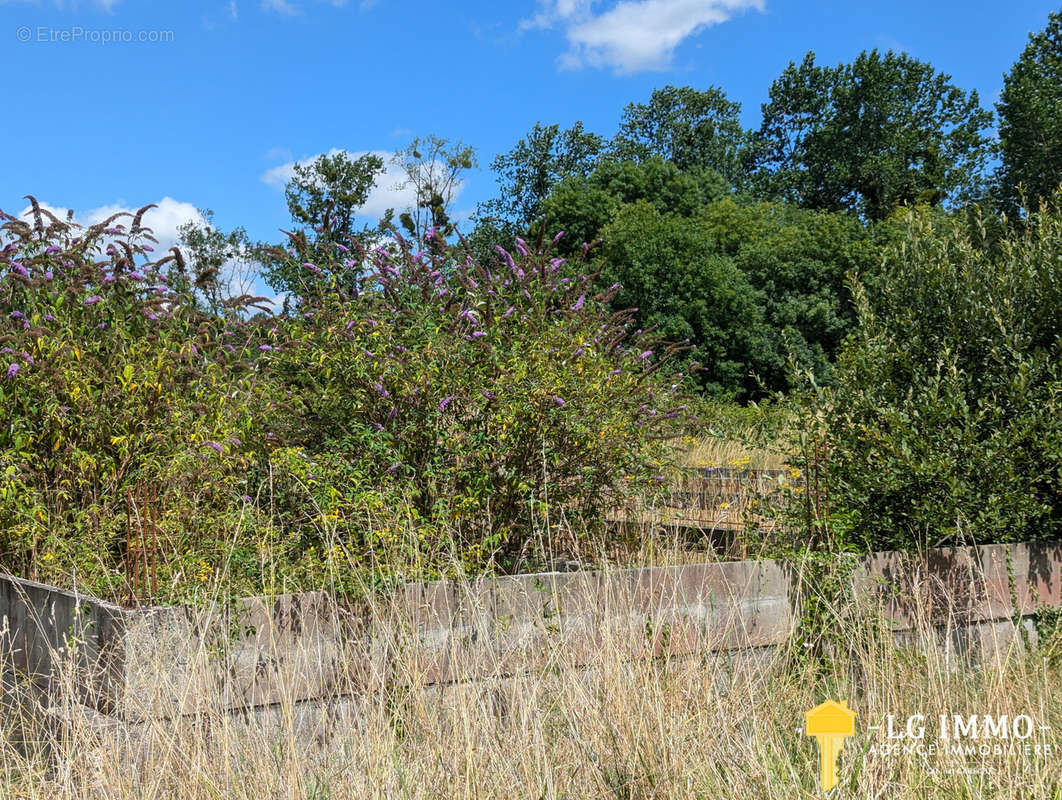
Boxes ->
[612,85,751,188]
[595,200,769,398]
[542,157,728,257]
[478,121,605,233]
[176,209,257,317]
[263,150,385,300]
[997,8,1062,214]
[392,135,477,245]
[753,50,994,220]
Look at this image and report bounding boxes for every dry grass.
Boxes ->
[1,555,1061,800]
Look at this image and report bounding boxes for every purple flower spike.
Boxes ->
[85,295,101,305]
[143,245,154,252]
[481,390,496,400]
[44,270,53,281]
[438,396,453,412]
[639,350,652,360]
[129,271,146,281]
[514,237,529,256]
[471,331,486,338]
[206,441,223,455]
[374,383,390,397]
[44,314,54,322]
[103,275,116,283]
[570,295,585,311]
[230,437,242,447]
[241,494,252,503]
[5,363,18,379]
[501,306,515,320]
[494,245,515,270]
[9,311,24,320]
[552,231,565,244]
[553,396,566,407]
[304,262,323,275]
[334,243,349,253]
[12,264,28,277]
[258,344,276,351]
[45,245,60,254]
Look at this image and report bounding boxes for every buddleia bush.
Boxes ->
[799,199,1062,551]
[264,228,694,573]
[0,199,277,600]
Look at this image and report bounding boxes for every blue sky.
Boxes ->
[2,0,1059,300]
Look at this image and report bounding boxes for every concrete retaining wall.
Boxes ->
[1,541,1059,721]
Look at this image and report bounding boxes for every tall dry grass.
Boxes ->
[1,549,1060,800]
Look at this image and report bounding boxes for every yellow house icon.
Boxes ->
[806,700,856,791]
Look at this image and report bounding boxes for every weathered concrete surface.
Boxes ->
[1,541,1060,723]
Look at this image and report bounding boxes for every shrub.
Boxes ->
[796,201,1062,551]
[263,227,694,573]
[0,200,275,601]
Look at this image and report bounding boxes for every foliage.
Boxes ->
[594,199,768,398]
[542,157,729,258]
[753,49,995,220]
[794,200,1062,552]
[255,228,694,573]
[391,135,477,245]
[612,84,751,189]
[261,150,385,301]
[176,209,257,315]
[0,199,278,601]
[697,197,887,392]
[996,7,1062,214]
[478,122,605,234]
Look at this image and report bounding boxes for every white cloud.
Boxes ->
[229,0,238,20]
[260,148,468,224]
[261,0,297,14]
[524,0,763,73]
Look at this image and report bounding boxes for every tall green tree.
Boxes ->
[753,50,994,220]
[612,85,751,188]
[997,8,1062,214]
[478,121,605,233]
[263,150,385,299]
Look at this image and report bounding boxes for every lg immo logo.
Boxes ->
[803,700,1054,790]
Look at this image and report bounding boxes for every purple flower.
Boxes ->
[241,494,252,503]
[85,296,101,305]
[44,314,54,322]
[44,270,53,281]
[129,271,146,281]
[385,462,401,474]
[494,245,515,270]
[374,383,390,397]
[573,348,584,357]
[334,243,349,253]
[471,331,486,338]
[371,422,384,431]
[229,437,242,447]
[514,237,529,257]
[142,245,154,252]
[206,441,223,455]
[45,245,60,254]
[438,396,453,412]
[570,295,585,311]
[145,311,157,321]
[303,262,323,275]
[12,264,28,278]
[5,363,18,379]
[258,344,276,351]
[501,306,515,320]
[103,275,116,283]
[481,390,496,400]
[553,396,566,407]
[552,230,565,244]
[610,368,622,375]
[639,350,652,360]
[9,311,24,320]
